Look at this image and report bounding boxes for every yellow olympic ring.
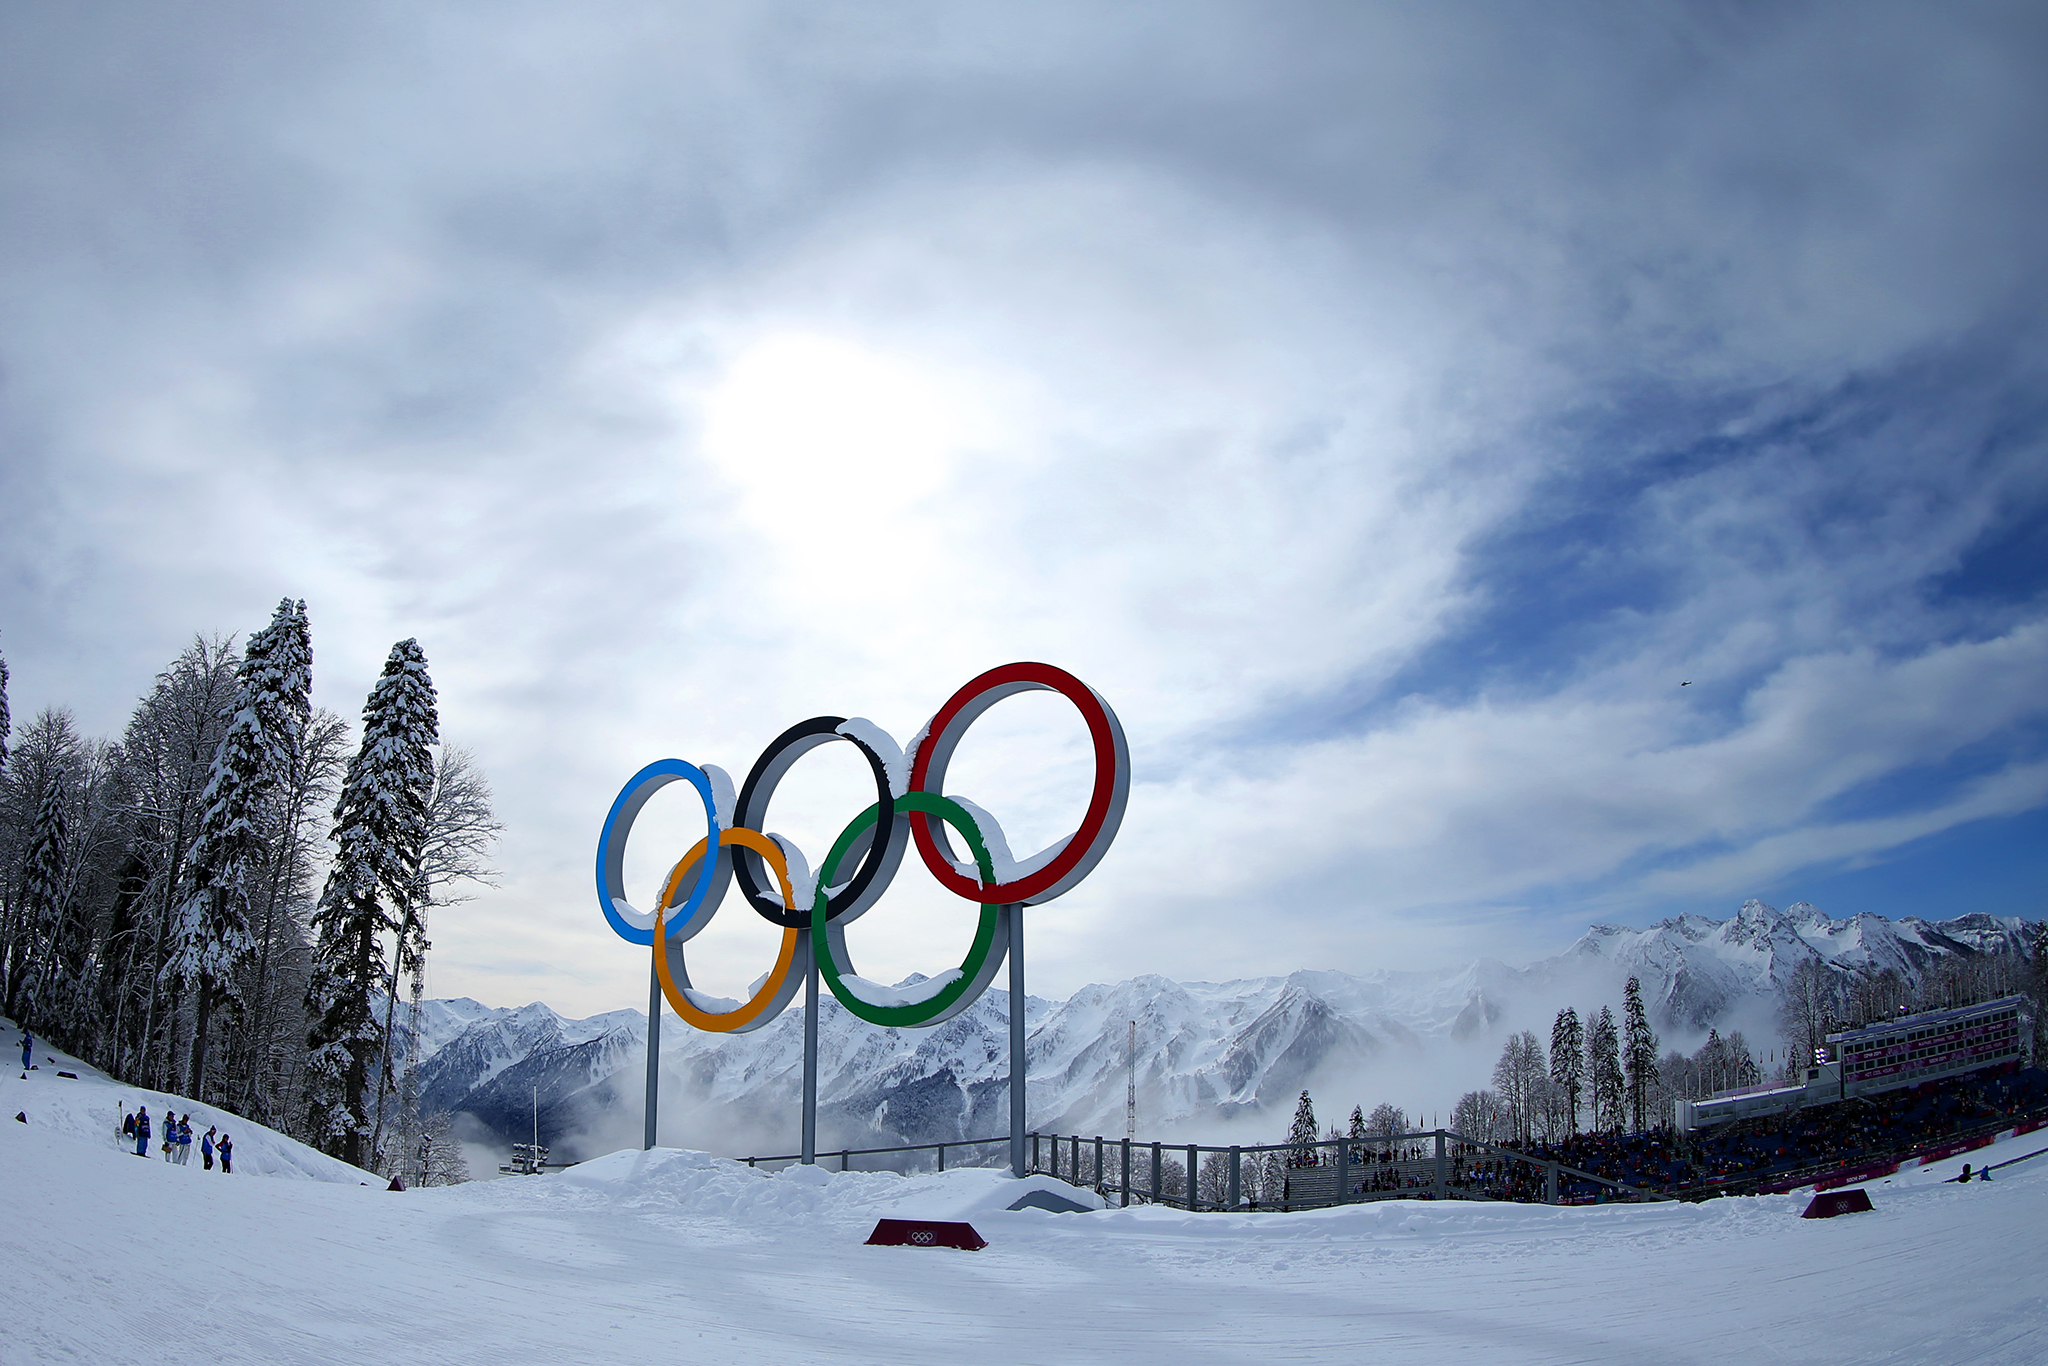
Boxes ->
[651,828,800,1034]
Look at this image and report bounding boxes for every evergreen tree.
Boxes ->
[1550,1007,1584,1134]
[0,646,10,779]
[1286,1089,1320,1167]
[169,600,312,1103]
[1622,976,1660,1130]
[17,772,70,1029]
[1587,1005,1624,1132]
[41,759,114,1052]
[306,639,438,1167]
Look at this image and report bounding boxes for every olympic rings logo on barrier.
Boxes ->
[595,662,1129,1033]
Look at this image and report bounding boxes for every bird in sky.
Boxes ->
[1680,681,1692,686]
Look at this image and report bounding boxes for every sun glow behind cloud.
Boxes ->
[700,332,974,566]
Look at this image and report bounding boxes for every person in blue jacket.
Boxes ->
[201,1126,216,1171]
[19,1029,30,1072]
[218,1132,233,1174]
[134,1105,151,1157]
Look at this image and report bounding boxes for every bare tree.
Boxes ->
[1366,1101,1407,1147]
[382,744,501,1175]
[1491,1031,1547,1145]
[1777,958,1842,1071]
[1451,1088,1509,1144]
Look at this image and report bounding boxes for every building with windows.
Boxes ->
[1674,994,2031,1132]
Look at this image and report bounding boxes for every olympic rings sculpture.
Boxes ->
[595,662,1129,1032]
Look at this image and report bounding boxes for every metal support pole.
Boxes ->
[801,933,818,1165]
[1546,1160,1558,1205]
[1187,1144,1199,1210]
[1336,1132,1349,1206]
[937,1143,945,1173]
[1227,1146,1240,1208]
[643,951,662,1151]
[1121,1138,1131,1207]
[1095,1135,1104,1191]
[1434,1130,1446,1201]
[1151,1141,1161,1203]
[1007,905,1026,1178]
[1073,1135,1082,1183]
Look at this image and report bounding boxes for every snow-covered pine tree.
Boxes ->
[1550,1007,1584,1135]
[1257,1150,1286,1204]
[0,645,11,779]
[17,771,70,1030]
[1286,1089,1320,1167]
[43,756,117,1053]
[224,602,315,1111]
[170,599,311,1103]
[1622,976,1659,1130]
[306,638,438,1167]
[1587,1005,1624,1132]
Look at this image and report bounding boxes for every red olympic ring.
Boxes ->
[907,661,1130,905]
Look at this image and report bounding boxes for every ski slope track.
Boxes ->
[6,1033,2045,1363]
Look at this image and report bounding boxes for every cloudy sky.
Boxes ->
[3,3,2044,1019]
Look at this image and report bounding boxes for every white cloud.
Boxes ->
[1,2,2043,1018]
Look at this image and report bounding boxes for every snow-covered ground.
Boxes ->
[4,1023,377,1184]
[6,1030,2045,1364]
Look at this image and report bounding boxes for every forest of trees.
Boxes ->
[0,602,498,1184]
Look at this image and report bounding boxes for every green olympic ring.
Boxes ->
[810,791,1011,1029]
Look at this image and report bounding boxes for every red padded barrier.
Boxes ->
[865,1218,987,1250]
[1801,1189,1875,1218]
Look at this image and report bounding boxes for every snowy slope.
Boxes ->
[3,1085,2044,1364]
[3,1015,376,1185]
[414,902,2036,1158]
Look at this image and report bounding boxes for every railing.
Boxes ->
[741,1135,1014,1174]
[1704,1080,1803,1102]
[739,1129,1672,1208]
[1022,1130,1674,1209]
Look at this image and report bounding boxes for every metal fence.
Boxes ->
[739,1129,1673,1208]
[1019,1130,1673,1209]
[741,1135,1016,1175]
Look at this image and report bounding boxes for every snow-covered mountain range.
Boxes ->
[412,901,2037,1161]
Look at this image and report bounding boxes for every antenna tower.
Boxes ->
[1125,1019,1137,1141]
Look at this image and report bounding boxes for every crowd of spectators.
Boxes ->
[1259,1062,2048,1208]
[1499,1061,2048,1199]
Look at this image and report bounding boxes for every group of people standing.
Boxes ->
[120,1105,232,1173]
